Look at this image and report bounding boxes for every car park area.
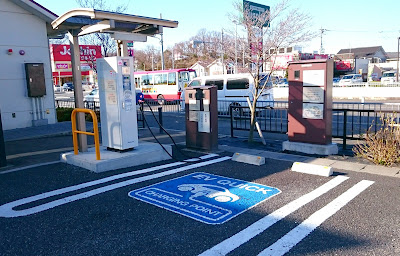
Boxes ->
[1,127,399,255]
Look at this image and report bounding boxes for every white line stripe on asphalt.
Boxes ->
[258,180,375,256]
[198,176,349,256]
[0,161,61,175]
[139,131,186,141]
[5,132,184,160]
[0,155,229,218]
[6,148,74,160]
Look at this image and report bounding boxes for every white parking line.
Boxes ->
[0,155,229,218]
[258,180,374,256]
[0,161,61,175]
[198,176,349,256]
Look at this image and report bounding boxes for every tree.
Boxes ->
[76,0,129,57]
[232,0,317,143]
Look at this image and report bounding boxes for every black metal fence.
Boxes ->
[55,99,400,150]
[56,100,145,128]
[229,105,400,149]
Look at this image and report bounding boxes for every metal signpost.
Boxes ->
[243,0,270,27]
[0,109,6,167]
[129,172,281,224]
[243,0,270,72]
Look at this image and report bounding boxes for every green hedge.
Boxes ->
[56,107,100,122]
[56,107,74,122]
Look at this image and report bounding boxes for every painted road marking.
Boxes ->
[0,154,227,218]
[0,161,61,175]
[4,132,184,160]
[139,131,186,141]
[198,175,349,256]
[129,172,281,224]
[6,147,74,160]
[258,180,374,256]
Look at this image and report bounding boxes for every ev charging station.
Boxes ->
[97,57,138,151]
[55,9,179,172]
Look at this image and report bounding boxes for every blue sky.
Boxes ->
[36,0,400,54]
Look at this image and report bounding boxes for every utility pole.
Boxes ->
[397,36,399,82]
[172,47,175,69]
[234,20,238,74]
[221,29,224,74]
[160,13,165,70]
[319,28,327,54]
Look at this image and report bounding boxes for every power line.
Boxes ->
[323,29,400,33]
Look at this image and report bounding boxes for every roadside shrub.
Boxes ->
[353,115,400,167]
[56,108,100,122]
[56,107,74,122]
[85,110,100,122]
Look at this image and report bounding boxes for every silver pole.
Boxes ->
[68,31,87,152]
[235,22,238,74]
[172,47,175,69]
[221,29,224,74]
[397,37,399,82]
[161,33,165,70]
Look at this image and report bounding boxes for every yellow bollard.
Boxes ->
[71,108,100,160]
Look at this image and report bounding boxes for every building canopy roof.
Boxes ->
[50,8,178,39]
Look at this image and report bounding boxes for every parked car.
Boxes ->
[53,84,62,92]
[333,77,341,85]
[84,89,99,102]
[186,73,274,114]
[338,74,362,86]
[62,82,74,91]
[381,71,398,85]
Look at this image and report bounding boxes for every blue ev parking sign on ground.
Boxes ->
[129,172,281,224]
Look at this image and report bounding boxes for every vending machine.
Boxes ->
[97,57,138,151]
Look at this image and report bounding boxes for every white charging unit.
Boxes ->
[97,56,138,150]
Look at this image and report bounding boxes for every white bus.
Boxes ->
[134,69,197,103]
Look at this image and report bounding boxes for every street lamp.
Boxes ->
[233,20,239,74]
[397,36,399,82]
[151,35,165,70]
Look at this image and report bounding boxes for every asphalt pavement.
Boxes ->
[1,116,400,255]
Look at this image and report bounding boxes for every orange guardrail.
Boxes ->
[71,108,100,160]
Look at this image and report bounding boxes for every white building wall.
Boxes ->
[355,59,369,74]
[0,0,56,130]
[209,63,223,75]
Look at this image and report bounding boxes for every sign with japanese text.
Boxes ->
[243,0,270,27]
[51,44,102,62]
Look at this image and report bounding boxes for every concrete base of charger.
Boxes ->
[282,141,338,156]
[60,142,172,172]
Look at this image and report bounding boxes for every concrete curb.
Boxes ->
[219,145,400,178]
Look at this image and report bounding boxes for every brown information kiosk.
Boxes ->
[282,59,338,155]
[185,86,218,151]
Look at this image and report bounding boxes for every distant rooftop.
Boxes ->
[337,46,387,59]
[386,52,399,59]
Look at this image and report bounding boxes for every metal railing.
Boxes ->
[331,82,400,87]
[56,100,145,128]
[56,99,400,116]
[230,105,400,150]
[56,99,400,150]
